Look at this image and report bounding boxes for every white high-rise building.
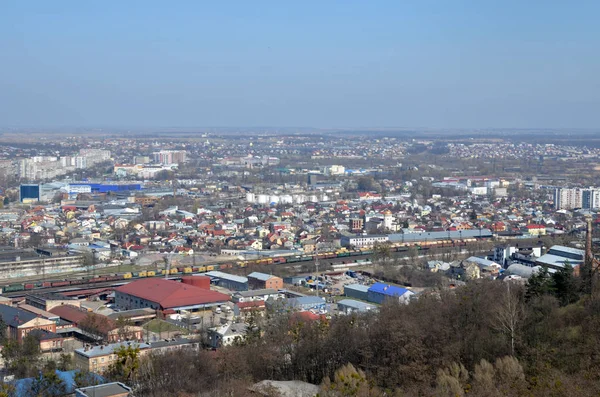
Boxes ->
[554,187,600,210]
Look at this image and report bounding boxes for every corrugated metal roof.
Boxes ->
[536,254,583,268]
[205,271,248,284]
[337,299,376,310]
[546,245,585,256]
[115,278,230,309]
[288,296,325,307]
[368,282,411,297]
[344,284,370,293]
[248,272,275,281]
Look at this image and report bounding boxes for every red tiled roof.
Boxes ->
[115,278,230,310]
[49,305,89,325]
[527,224,545,229]
[237,301,266,309]
[49,305,115,334]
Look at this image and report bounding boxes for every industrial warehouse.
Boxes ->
[114,277,230,312]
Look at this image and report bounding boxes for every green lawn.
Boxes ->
[143,319,185,333]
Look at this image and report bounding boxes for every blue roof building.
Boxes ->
[367,283,415,304]
[13,370,104,397]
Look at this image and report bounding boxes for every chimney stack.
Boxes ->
[586,217,594,269]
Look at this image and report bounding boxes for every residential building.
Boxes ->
[0,304,57,342]
[208,323,247,348]
[526,224,547,236]
[74,342,150,373]
[153,150,187,165]
[148,338,201,354]
[340,235,389,248]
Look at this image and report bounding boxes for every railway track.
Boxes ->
[1,242,496,299]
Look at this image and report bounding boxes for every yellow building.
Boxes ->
[74,342,150,373]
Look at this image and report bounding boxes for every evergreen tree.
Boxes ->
[525,267,551,301]
[551,263,580,306]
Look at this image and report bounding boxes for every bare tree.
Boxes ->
[493,281,525,356]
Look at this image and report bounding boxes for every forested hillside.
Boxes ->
[122,266,600,396]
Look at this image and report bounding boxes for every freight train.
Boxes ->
[1,237,479,294]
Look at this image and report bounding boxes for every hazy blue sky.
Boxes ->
[1,1,598,129]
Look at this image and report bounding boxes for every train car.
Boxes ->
[169,268,178,275]
[237,261,247,267]
[147,271,156,277]
[123,273,133,279]
[220,263,233,269]
[183,267,192,274]
[25,283,34,290]
[132,272,139,278]
[272,257,286,264]
[139,271,148,278]
[106,275,122,281]
[205,265,215,272]
[51,281,70,287]
[3,283,25,293]
[70,278,88,285]
[160,269,168,276]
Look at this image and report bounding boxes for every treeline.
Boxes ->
[2,265,598,396]
[112,265,600,396]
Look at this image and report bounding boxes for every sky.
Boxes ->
[0,1,599,130]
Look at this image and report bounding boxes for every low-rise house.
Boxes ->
[208,322,247,348]
[0,304,57,342]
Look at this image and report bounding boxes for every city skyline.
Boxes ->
[1,1,599,130]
